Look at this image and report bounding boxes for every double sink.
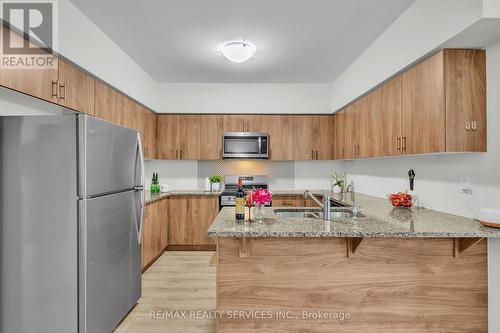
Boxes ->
[274,208,365,219]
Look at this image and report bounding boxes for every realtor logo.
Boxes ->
[1,0,58,69]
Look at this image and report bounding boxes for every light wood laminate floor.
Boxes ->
[115,251,216,333]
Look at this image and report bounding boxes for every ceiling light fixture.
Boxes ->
[220,41,256,63]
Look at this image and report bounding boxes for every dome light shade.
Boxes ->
[220,41,256,63]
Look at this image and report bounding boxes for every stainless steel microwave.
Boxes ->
[223,132,269,159]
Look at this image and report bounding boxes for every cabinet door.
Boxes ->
[343,103,358,159]
[167,196,190,245]
[356,92,377,158]
[313,116,335,160]
[333,111,345,160]
[159,198,168,250]
[245,115,264,132]
[157,115,180,159]
[179,115,201,160]
[272,196,305,207]
[57,59,95,115]
[223,115,246,132]
[402,51,446,154]
[0,27,58,102]
[265,115,292,160]
[444,49,486,152]
[192,196,218,245]
[200,115,223,160]
[144,110,157,159]
[141,202,159,270]
[375,76,402,157]
[94,80,120,124]
[292,116,314,160]
[117,93,134,128]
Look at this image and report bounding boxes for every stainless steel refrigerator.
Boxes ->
[0,88,144,333]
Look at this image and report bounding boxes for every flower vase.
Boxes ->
[333,185,342,194]
[255,203,265,223]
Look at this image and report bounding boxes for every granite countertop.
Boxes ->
[145,190,221,204]
[207,191,500,238]
[145,189,328,204]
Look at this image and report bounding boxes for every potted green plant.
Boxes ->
[331,172,345,194]
[209,175,223,192]
[150,172,160,194]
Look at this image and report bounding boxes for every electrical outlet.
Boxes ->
[459,178,473,195]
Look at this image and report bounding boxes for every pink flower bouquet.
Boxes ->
[252,188,272,205]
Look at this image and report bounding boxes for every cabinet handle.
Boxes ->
[51,80,58,99]
[311,150,314,160]
[316,151,319,160]
[471,121,477,131]
[402,137,407,153]
[180,150,183,160]
[144,147,148,156]
[59,83,66,101]
[397,137,401,153]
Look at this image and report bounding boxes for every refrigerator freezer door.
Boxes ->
[0,116,78,333]
[79,115,140,198]
[79,190,141,333]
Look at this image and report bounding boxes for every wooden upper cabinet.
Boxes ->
[333,111,345,160]
[356,89,378,159]
[292,116,314,160]
[245,115,264,132]
[343,103,358,159]
[179,115,201,160]
[116,92,133,128]
[143,108,157,159]
[223,115,246,132]
[157,115,180,159]
[200,115,223,160]
[94,80,120,124]
[402,51,446,155]
[376,76,402,157]
[312,116,335,160]
[444,49,486,152]
[0,26,58,102]
[57,59,95,115]
[265,115,293,161]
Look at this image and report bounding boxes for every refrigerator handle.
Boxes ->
[135,132,145,244]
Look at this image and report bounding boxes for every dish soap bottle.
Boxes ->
[235,177,245,223]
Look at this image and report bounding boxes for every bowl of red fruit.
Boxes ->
[388,192,413,208]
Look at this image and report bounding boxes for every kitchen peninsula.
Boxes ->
[208,192,500,332]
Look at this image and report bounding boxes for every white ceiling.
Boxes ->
[70,0,415,83]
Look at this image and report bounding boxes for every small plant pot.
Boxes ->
[211,182,221,192]
[333,185,342,194]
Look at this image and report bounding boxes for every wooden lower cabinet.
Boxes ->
[167,195,219,247]
[272,195,323,207]
[141,201,161,271]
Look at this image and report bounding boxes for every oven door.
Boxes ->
[223,132,268,159]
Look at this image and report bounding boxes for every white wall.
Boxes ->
[157,83,333,114]
[330,0,483,111]
[57,0,158,110]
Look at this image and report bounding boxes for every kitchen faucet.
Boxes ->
[346,182,362,218]
[303,191,332,221]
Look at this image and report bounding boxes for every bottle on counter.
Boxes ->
[235,177,245,223]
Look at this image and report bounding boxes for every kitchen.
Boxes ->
[2,0,500,332]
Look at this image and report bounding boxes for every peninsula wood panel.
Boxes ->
[157,115,181,159]
[200,115,223,160]
[402,51,446,155]
[57,59,95,115]
[0,26,58,102]
[217,237,487,332]
[444,49,487,152]
[179,115,201,159]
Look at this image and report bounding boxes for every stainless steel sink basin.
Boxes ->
[274,208,364,219]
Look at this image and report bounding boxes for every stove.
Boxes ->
[220,175,269,207]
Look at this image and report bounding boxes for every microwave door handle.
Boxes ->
[258,137,262,154]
